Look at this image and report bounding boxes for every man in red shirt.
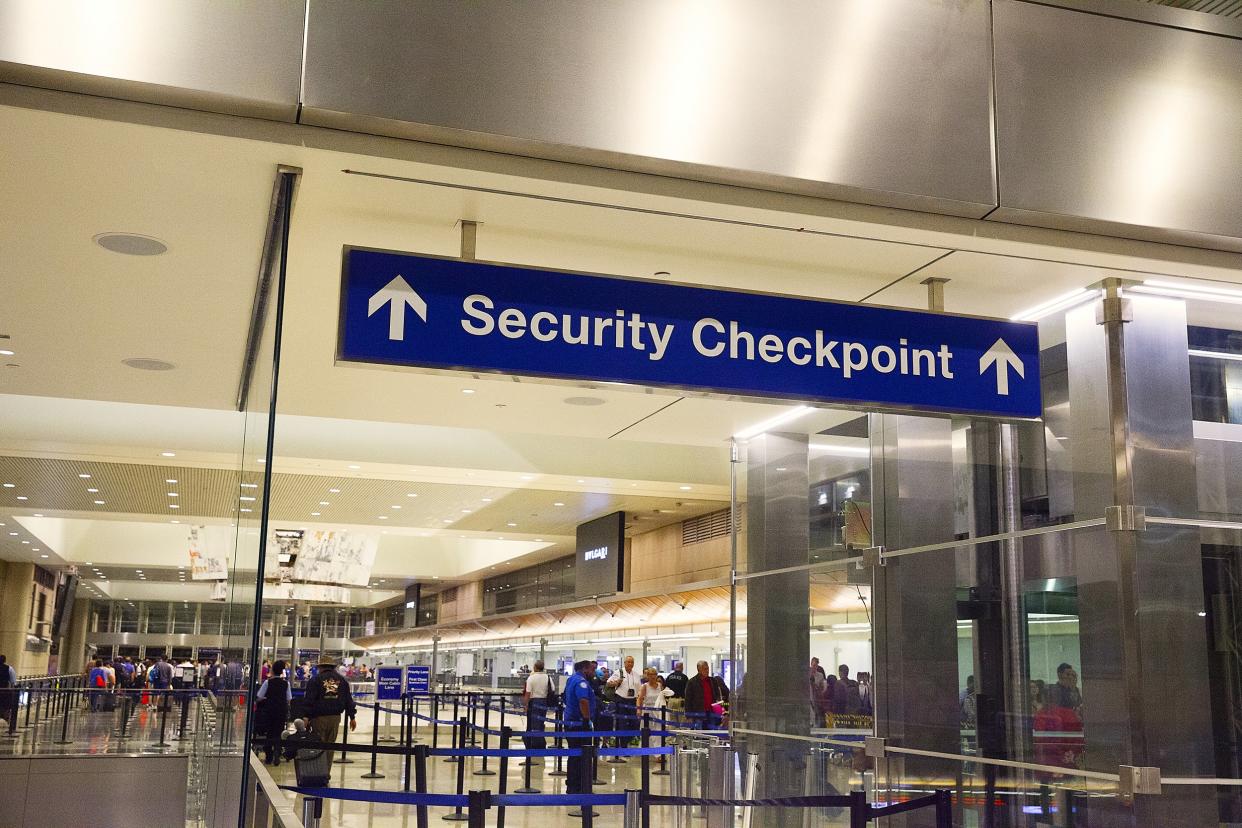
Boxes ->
[683,660,729,730]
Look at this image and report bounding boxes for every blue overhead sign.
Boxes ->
[376,666,403,701]
[405,665,430,695]
[339,248,1041,418]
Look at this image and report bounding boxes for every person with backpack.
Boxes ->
[521,659,557,750]
[87,659,108,711]
[303,659,357,766]
[255,659,292,765]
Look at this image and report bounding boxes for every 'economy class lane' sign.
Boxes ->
[338,248,1040,418]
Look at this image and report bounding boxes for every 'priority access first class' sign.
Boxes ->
[338,248,1041,418]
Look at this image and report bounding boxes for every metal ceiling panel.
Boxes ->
[301,0,997,216]
[991,0,1242,248]
[0,0,304,120]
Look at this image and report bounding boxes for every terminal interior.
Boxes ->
[3,97,1242,828]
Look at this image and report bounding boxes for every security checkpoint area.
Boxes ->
[5,3,1242,827]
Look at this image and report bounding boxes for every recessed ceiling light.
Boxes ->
[122,357,176,371]
[507,522,517,527]
[39,554,48,558]
[161,451,176,457]
[535,538,544,542]
[679,485,692,491]
[311,511,321,516]
[442,519,452,524]
[78,473,91,479]
[166,479,178,484]
[93,232,168,256]
[319,501,330,506]
[93,500,104,505]
[16,496,27,501]
[21,540,29,544]
[33,513,43,517]
[256,458,266,464]
[391,505,401,509]
[171,520,180,524]
[1,483,12,488]
[0,349,12,356]
[240,483,257,489]
[461,509,471,514]
[84,562,92,565]
[169,504,179,509]
[377,516,388,520]
[564,396,606,406]
[168,492,179,497]
[87,488,98,493]
[576,479,585,484]
[7,532,17,536]
[328,488,341,494]
[481,497,492,503]
[239,496,255,502]
[406,493,417,498]
[239,507,250,513]
[462,389,476,394]
[348,464,360,470]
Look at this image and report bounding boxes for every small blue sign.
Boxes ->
[339,248,1041,418]
[376,666,403,701]
[405,665,431,695]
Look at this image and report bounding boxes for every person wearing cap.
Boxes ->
[303,659,357,765]
[563,659,598,799]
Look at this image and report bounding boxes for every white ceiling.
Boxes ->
[1,101,1240,607]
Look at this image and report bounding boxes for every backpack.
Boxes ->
[0,666,10,688]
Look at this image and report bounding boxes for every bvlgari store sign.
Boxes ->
[575,511,625,599]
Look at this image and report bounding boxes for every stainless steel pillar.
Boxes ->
[871,413,958,827]
[1064,285,1216,826]
[740,432,811,827]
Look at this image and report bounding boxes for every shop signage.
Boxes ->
[376,666,403,701]
[405,664,431,695]
[339,248,1041,418]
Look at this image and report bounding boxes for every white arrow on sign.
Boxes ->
[979,338,1025,396]
[367,275,427,341]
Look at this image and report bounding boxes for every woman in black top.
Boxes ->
[258,659,292,765]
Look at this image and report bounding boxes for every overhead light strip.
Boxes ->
[1189,349,1242,363]
[734,406,812,440]
[1009,288,1098,322]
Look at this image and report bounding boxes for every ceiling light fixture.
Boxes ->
[378,516,388,520]
[93,232,168,256]
[734,405,813,440]
[507,522,517,527]
[319,501,330,506]
[87,488,98,493]
[1010,287,1099,322]
[391,505,401,509]
[679,485,692,491]
[169,504,179,509]
[462,389,476,394]
[810,441,871,457]
[33,513,42,517]
[311,512,321,516]
[16,496,27,501]
[161,451,176,457]
[348,464,361,470]
[330,488,341,494]
[168,492,179,497]
[553,501,565,507]
[93,500,104,505]
[0,349,13,356]
[1,483,12,488]
[166,479,178,484]
[78,473,91,479]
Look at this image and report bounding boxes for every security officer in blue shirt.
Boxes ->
[563,659,598,795]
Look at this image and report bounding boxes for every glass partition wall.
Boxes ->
[728,284,1242,826]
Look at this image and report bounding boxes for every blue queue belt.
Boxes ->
[646,794,857,807]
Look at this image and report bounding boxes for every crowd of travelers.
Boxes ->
[810,657,873,726]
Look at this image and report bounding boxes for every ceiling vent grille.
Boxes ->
[1142,0,1242,17]
[681,509,735,546]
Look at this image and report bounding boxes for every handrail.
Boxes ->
[248,753,304,827]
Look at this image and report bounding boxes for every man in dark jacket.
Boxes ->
[663,662,688,713]
[683,660,729,730]
[303,659,357,765]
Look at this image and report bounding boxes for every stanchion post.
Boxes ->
[624,789,641,828]
[550,715,567,777]
[934,789,952,827]
[441,717,470,822]
[404,696,415,789]
[640,715,651,828]
[414,744,430,824]
[849,789,868,828]
[55,689,73,744]
[175,692,191,740]
[445,697,460,764]
[466,790,489,828]
[431,695,440,748]
[583,744,597,826]
[362,701,385,779]
[607,705,627,764]
[301,795,323,828]
[497,726,511,828]
[474,694,495,776]
[653,707,670,776]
